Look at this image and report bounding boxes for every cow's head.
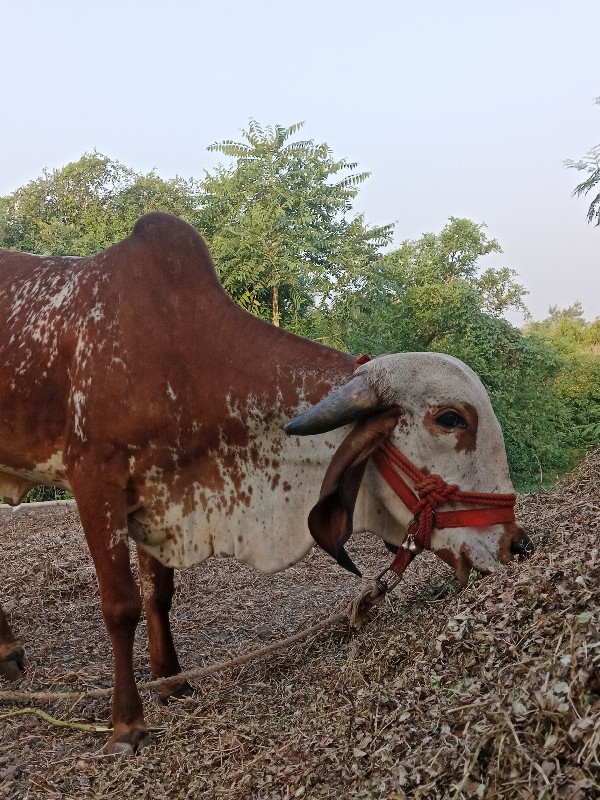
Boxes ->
[285,353,532,586]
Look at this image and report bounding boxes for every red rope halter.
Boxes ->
[373,439,517,578]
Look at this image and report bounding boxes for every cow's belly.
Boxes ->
[0,452,69,504]
[128,481,316,573]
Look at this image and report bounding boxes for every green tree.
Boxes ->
[313,217,588,488]
[526,305,600,452]
[527,303,600,354]
[455,316,573,488]
[565,97,600,226]
[198,120,393,328]
[0,152,202,255]
[316,217,527,354]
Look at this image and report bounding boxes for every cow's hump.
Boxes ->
[128,212,226,295]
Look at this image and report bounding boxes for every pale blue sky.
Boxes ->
[2,0,598,321]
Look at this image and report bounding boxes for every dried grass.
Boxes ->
[0,451,598,799]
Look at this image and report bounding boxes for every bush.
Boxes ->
[24,486,73,502]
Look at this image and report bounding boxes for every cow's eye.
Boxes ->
[436,411,468,430]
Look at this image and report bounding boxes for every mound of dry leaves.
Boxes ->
[0,450,598,799]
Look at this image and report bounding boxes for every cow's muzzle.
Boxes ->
[509,528,534,560]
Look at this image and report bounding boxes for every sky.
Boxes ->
[2,0,598,323]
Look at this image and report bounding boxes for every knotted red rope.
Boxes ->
[373,440,517,576]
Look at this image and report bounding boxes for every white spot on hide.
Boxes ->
[166,384,177,402]
[73,391,87,441]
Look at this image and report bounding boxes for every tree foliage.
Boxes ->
[311,217,527,353]
[198,120,392,328]
[0,152,201,255]
[525,306,600,454]
[565,97,600,226]
[527,303,600,354]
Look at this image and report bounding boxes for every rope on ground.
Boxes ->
[0,582,387,705]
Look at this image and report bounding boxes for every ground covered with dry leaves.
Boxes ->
[0,450,598,799]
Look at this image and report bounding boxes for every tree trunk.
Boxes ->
[272,285,280,327]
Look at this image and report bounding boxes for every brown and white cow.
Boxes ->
[0,212,530,752]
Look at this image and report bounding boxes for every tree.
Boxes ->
[527,303,600,354]
[565,97,600,226]
[311,217,595,488]
[526,306,600,453]
[197,120,393,328]
[315,217,527,354]
[0,152,202,255]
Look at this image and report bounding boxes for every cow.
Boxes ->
[0,212,531,753]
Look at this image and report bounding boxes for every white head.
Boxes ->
[285,352,532,585]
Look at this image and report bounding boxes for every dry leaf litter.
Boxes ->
[0,449,598,799]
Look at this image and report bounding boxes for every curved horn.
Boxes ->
[284,375,379,436]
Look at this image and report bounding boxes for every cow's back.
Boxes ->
[0,247,89,495]
[0,213,352,517]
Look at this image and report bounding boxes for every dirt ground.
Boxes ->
[0,451,598,799]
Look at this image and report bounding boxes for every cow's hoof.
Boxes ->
[109,741,136,758]
[0,648,27,681]
[105,730,150,756]
[159,679,193,704]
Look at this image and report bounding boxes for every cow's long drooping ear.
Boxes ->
[284,375,379,436]
[308,407,401,576]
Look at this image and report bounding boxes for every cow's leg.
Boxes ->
[75,492,148,754]
[0,480,35,679]
[136,547,192,701]
[0,604,26,681]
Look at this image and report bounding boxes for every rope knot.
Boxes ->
[410,472,460,550]
[414,473,459,506]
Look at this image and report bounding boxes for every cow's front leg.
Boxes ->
[76,491,148,754]
[0,604,26,681]
[137,547,192,701]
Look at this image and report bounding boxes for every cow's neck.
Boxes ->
[191,297,356,415]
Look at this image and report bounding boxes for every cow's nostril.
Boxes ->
[510,535,534,560]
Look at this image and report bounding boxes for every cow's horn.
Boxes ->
[284,376,379,436]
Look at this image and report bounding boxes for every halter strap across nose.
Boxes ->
[372,440,517,578]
